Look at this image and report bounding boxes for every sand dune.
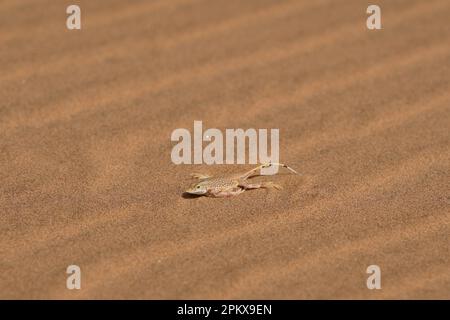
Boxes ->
[0,0,449,299]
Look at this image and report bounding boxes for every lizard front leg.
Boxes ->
[190,173,211,180]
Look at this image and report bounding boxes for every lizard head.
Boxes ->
[185,181,208,195]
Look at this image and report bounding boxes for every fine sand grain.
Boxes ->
[0,0,449,299]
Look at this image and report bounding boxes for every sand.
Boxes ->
[0,0,449,299]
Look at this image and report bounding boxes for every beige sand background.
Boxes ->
[0,0,449,299]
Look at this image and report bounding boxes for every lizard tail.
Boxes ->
[240,162,298,179]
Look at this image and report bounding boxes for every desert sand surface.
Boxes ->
[0,0,449,299]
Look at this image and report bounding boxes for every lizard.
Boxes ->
[184,163,298,198]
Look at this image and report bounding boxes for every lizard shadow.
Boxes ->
[182,192,203,199]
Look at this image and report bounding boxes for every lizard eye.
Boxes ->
[196,185,201,189]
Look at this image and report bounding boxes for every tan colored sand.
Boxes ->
[0,0,449,299]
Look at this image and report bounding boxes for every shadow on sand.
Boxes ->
[182,192,203,199]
